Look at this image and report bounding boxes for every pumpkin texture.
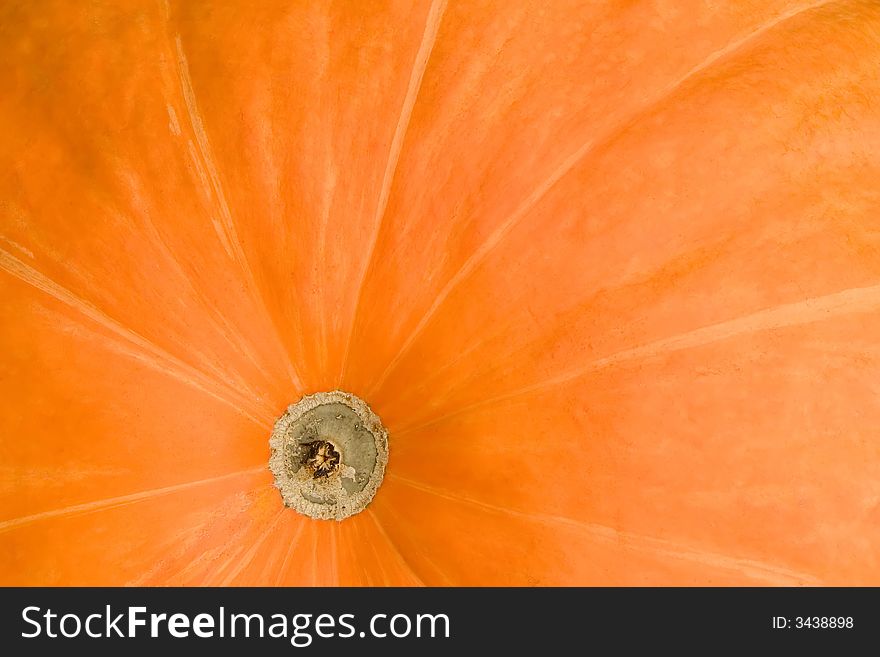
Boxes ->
[2,0,880,586]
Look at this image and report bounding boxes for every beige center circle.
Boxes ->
[269,390,389,520]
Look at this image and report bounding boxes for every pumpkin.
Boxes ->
[2,0,879,586]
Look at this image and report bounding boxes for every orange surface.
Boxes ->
[2,0,880,585]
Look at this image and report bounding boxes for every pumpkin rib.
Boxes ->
[0,271,274,523]
[217,508,286,586]
[340,0,448,387]
[166,24,305,393]
[181,484,285,586]
[367,509,428,587]
[111,165,280,395]
[386,473,820,586]
[372,0,880,440]
[165,0,445,392]
[240,514,305,586]
[154,485,280,587]
[392,281,880,438]
[4,3,296,430]
[0,465,266,536]
[329,523,340,586]
[122,188,280,399]
[153,14,301,401]
[271,522,321,587]
[5,79,292,426]
[352,0,845,400]
[363,0,850,401]
[273,519,309,587]
[369,498,456,586]
[336,511,424,586]
[150,502,292,587]
[374,477,803,586]
[390,312,880,585]
[0,249,272,426]
[391,229,874,428]
[0,473,273,586]
[118,168,289,405]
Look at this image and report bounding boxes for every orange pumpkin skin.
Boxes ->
[2,0,880,586]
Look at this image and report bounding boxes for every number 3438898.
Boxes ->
[772,616,854,629]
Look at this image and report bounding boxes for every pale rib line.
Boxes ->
[367,509,428,587]
[315,162,339,380]
[173,35,303,391]
[362,520,395,586]
[123,166,277,393]
[329,522,340,586]
[339,0,448,385]
[310,523,320,586]
[217,509,285,586]
[275,520,308,587]
[124,491,258,586]
[0,466,266,535]
[365,0,837,398]
[149,72,280,392]
[399,281,880,436]
[128,191,272,403]
[0,248,270,426]
[46,304,271,427]
[174,36,238,262]
[388,475,822,586]
[185,512,262,584]
[372,502,455,586]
